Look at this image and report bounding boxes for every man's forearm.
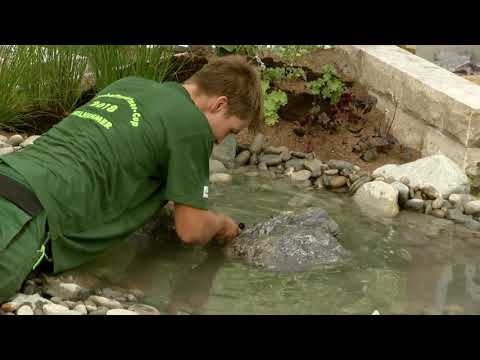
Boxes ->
[174,203,227,245]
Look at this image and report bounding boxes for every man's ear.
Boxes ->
[212,96,228,113]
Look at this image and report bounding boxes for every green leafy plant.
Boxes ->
[263,89,288,126]
[262,67,286,82]
[262,66,306,83]
[285,67,306,81]
[306,64,346,105]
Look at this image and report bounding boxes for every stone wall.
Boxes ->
[336,45,480,171]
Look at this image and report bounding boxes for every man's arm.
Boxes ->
[174,203,240,245]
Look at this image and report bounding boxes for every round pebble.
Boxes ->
[209,173,232,183]
[8,134,24,146]
[17,305,34,316]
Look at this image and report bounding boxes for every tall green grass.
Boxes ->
[0,45,179,132]
[83,45,176,91]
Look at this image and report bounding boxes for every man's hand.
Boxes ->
[213,214,240,245]
[174,203,240,246]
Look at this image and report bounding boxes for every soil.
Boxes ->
[237,48,421,174]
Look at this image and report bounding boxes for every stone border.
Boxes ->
[336,45,480,171]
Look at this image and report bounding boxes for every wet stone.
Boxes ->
[259,154,283,166]
[264,146,289,155]
[280,151,291,162]
[249,133,265,154]
[405,199,425,212]
[234,150,251,167]
[249,153,259,166]
[324,169,339,176]
[291,170,312,182]
[16,305,34,316]
[291,151,307,159]
[258,162,268,171]
[431,209,446,218]
[285,158,305,171]
[8,134,24,146]
[432,198,444,209]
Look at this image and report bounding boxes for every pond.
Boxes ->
[73,172,480,315]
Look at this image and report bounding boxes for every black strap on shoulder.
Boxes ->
[0,174,43,217]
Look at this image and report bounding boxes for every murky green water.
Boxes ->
[75,172,480,315]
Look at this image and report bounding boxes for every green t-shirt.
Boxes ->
[2,77,215,273]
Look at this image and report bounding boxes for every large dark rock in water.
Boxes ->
[224,207,350,272]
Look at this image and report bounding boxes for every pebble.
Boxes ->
[127,294,137,302]
[101,288,124,299]
[303,159,324,176]
[43,282,89,301]
[361,148,378,162]
[20,135,41,147]
[2,293,52,312]
[43,303,82,315]
[280,150,291,162]
[285,158,305,171]
[88,295,123,309]
[421,185,440,200]
[16,305,34,316]
[89,307,109,315]
[409,187,415,199]
[0,135,7,143]
[324,169,339,176]
[0,140,11,149]
[84,300,98,312]
[405,199,425,212]
[63,301,77,309]
[74,304,88,315]
[259,154,283,166]
[446,208,472,224]
[449,194,477,207]
[127,304,161,315]
[291,151,307,159]
[234,150,251,167]
[209,159,226,174]
[391,182,409,206]
[8,134,24,146]
[400,176,410,185]
[328,176,348,189]
[327,160,354,171]
[34,308,44,315]
[432,198,444,209]
[107,309,138,315]
[291,170,312,182]
[258,162,268,171]
[0,147,15,156]
[431,209,446,218]
[209,173,232,183]
[249,153,259,166]
[464,200,480,215]
[249,133,265,154]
